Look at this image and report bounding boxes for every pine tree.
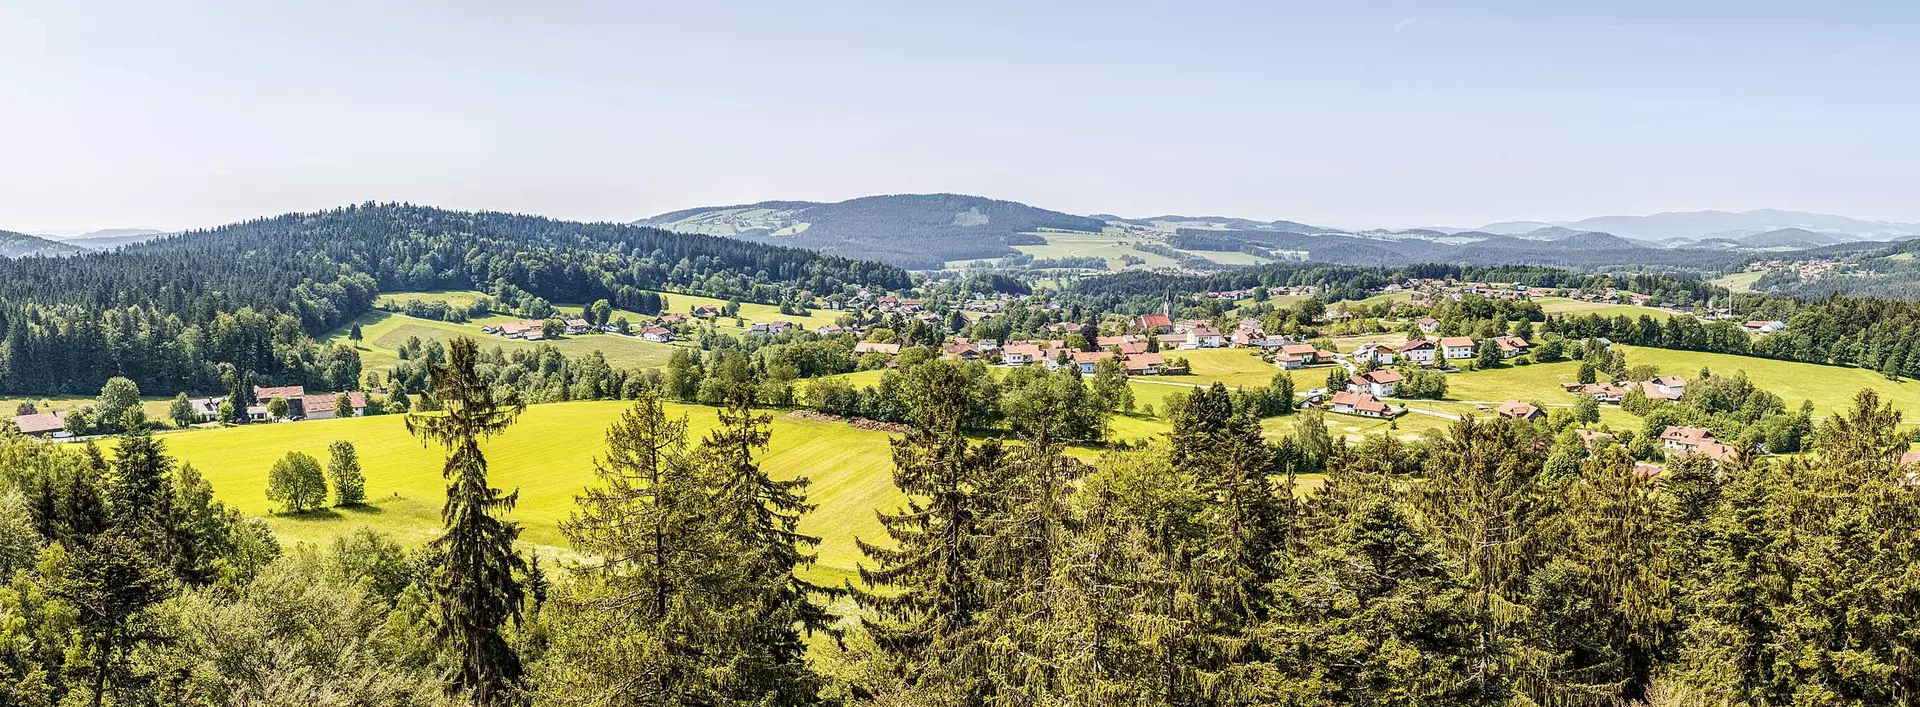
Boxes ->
[408,337,529,706]
[697,390,839,704]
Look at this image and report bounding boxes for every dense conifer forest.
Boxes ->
[0,204,908,395]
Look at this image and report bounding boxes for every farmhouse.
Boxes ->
[1274,353,1305,370]
[1417,317,1440,333]
[999,343,1043,366]
[1351,342,1396,366]
[1566,382,1626,404]
[1397,339,1438,366]
[853,342,901,356]
[1439,337,1477,360]
[1496,401,1544,421]
[1639,380,1683,402]
[1346,369,1404,398]
[640,326,674,343]
[1072,350,1115,374]
[302,392,369,420]
[1659,426,1717,455]
[1328,391,1398,419]
[1492,336,1530,359]
[1279,344,1321,364]
[1650,376,1687,398]
[11,411,67,438]
[563,318,591,335]
[1124,352,1167,375]
[1743,320,1785,334]
[942,340,981,361]
[1175,324,1221,349]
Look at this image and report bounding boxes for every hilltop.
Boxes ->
[636,193,1105,269]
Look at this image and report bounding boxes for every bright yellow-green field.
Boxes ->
[1710,271,1766,293]
[1535,297,1676,319]
[1411,345,1920,423]
[325,311,683,373]
[150,401,905,585]
[1614,345,1920,416]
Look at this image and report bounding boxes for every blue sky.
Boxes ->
[2,0,1915,233]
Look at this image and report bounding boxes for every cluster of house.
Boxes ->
[481,317,594,341]
[1199,285,1317,301]
[8,385,368,439]
[1561,375,1687,404]
[1133,314,1295,352]
[1336,333,1529,371]
[959,336,1173,376]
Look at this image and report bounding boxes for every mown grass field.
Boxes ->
[150,401,905,585]
[1534,296,1676,319]
[1710,271,1766,293]
[324,310,683,373]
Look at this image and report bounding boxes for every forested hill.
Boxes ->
[0,229,86,258]
[0,203,910,395]
[636,193,1107,269]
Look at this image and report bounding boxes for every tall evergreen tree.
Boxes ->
[697,390,840,704]
[545,391,718,705]
[407,337,529,706]
[849,360,1004,703]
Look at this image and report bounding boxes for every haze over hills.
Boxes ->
[636,193,1920,271]
[1475,210,1920,243]
[57,228,173,250]
[0,229,88,258]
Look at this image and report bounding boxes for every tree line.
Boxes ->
[0,203,908,396]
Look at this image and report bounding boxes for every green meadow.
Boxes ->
[149,401,905,585]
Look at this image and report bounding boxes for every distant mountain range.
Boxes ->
[636,194,1101,269]
[1475,210,1920,244]
[637,195,1920,270]
[55,228,172,250]
[0,230,87,258]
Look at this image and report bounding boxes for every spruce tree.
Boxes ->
[697,390,839,704]
[408,337,529,706]
[1415,416,1551,701]
[848,360,1003,702]
[547,391,717,704]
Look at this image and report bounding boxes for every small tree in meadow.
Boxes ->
[266,397,290,420]
[266,451,328,513]
[328,440,366,507]
[169,392,196,428]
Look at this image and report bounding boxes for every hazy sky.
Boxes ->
[4,0,1917,233]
